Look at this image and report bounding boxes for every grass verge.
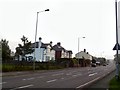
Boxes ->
[109,73,120,90]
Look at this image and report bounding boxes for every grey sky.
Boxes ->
[0,0,119,59]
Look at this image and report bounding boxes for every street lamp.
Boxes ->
[78,37,85,53]
[33,9,50,71]
[78,37,85,59]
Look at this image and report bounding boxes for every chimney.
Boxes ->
[57,42,61,46]
[39,37,42,48]
[50,41,52,46]
[84,49,86,52]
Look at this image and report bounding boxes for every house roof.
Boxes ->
[52,45,73,54]
[67,50,73,54]
[53,44,65,51]
[76,51,92,56]
[31,42,52,49]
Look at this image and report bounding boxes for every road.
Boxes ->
[2,61,115,89]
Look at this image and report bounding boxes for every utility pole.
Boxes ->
[115,0,119,80]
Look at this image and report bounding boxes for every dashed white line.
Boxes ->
[89,73,97,77]
[10,84,33,90]
[66,73,72,75]
[72,73,82,77]
[18,84,33,89]
[76,77,100,88]
[27,78,34,80]
[47,79,57,83]
[0,82,7,84]
[61,78,64,79]
[52,73,64,76]
[22,77,35,81]
[37,76,44,78]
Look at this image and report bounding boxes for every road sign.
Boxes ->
[113,43,120,50]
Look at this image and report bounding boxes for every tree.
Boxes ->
[1,39,11,62]
[15,35,34,61]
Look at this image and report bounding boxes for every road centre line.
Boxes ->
[72,73,82,77]
[52,73,64,76]
[66,73,72,75]
[47,79,57,83]
[10,84,33,90]
[89,73,97,77]
[76,77,100,88]
[37,76,44,78]
[22,77,35,81]
[0,82,7,84]
[18,84,33,89]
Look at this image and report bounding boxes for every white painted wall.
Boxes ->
[75,51,92,60]
[44,45,55,61]
[26,48,44,62]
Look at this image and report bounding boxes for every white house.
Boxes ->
[26,37,55,62]
[75,49,92,60]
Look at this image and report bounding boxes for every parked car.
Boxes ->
[91,63,96,67]
[96,61,100,65]
[103,63,106,66]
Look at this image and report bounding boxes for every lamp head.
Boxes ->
[45,9,49,11]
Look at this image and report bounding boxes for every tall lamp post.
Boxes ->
[115,0,119,80]
[78,37,85,53]
[33,9,49,71]
[78,37,85,59]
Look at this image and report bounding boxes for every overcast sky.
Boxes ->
[0,0,119,59]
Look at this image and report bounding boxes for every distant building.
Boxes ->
[53,42,73,60]
[10,51,15,57]
[25,37,55,62]
[75,49,92,60]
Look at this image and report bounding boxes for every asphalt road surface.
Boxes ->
[2,61,115,89]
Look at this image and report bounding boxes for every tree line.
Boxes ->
[1,35,34,62]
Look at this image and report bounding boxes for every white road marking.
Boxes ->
[37,76,44,78]
[18,84,33,89]
[47,79,57,83]
[72,73,82,77]
[76,77,100,88]
[22,79,26,80]
[52,73,64,76]
[89,73,97,77]
[27,78,34,80]
[10,84,34,90]
[0,82,7,84]
[22,77,35,81]
[61,78,64,79]
[66,73,72,75]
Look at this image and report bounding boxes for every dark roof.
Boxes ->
[52,44,73,54]
[31,42,52,49]
[67,50,73,54]
[53,44,65,51]
[31,42,39,48]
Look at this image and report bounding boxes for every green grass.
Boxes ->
[109,75,120,90]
